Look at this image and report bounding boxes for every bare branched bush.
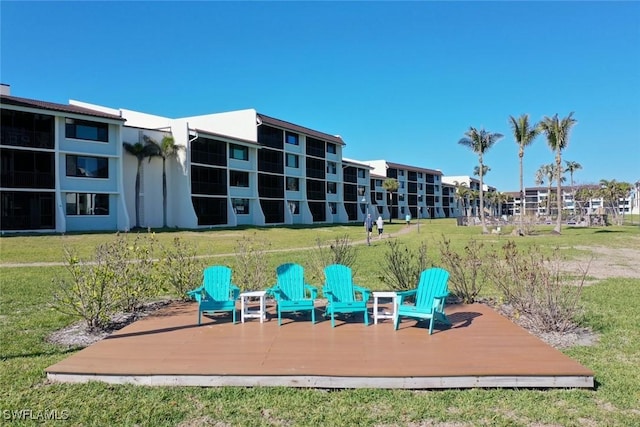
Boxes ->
[52,247,121,331]
[486,241,588,333]
[157,237,204,300]
[438,237,486,303]
[513,215,540,236]
[379,240,431,291]
[233,234,272,292]
[52,232,161,330]
[308,234,357,283]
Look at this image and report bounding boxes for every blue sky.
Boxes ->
[2,1,639,191]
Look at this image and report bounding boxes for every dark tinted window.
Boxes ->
[191,136,227,166]
[258,125,283,149]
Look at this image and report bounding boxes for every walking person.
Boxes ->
[364,213,373,246]
[376,215,384,239]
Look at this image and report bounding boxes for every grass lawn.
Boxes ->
[1,220,639,426]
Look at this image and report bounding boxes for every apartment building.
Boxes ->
[441,176,481,218]
[1,88,129,232]
[2,87,381,232]
[504,185,639,218]
[365,160,444,221]
[3,87,518,233]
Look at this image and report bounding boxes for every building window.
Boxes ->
[329,202,337,214]
[286,132,299,145]
[229,144,248,161]
[230,170,249,187]
[357,186,365,197]
[66,155,108,178]
[286,153,299,168]
[326,162,337,174]
[327,182,337,194]
[418,172,423,179]
[65,118,108,142]
[357,169,365,178]
[65,193,109,215]
[376,192,383,201]
[232,198,250,215]
[375,179,383,187]
[399,170,405,177]
[327,143,336,154]
[286,177,299,191]
[400,182,405,189]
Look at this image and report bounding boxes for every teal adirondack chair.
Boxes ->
[266,263,318,326]
[394,267,451,335]
[323,264,371,327]
[187,266,240,325]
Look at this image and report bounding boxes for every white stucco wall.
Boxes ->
[181,109,259,142]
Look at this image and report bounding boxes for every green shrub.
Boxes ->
[51,232,160,330]
[232,233,272,292]
[52,247,120,330]
[156,236,203,300]
[112,232,158,312]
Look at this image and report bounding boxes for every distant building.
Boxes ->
[364,160,444,221]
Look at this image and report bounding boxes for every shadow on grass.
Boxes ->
[1,346,80,361]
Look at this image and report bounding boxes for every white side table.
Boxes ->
[372,291,398,324]
[239,290,267,323]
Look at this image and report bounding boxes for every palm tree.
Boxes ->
[486,191,509,217]
[535,164,554,217]
[599,179,632,225]
[382,178,399,223]
[564,160,582,215]
[509,114,539,231]
[574,185,594,217]
[123,138,161,229]
[538,112,577,234]
[144,134,183,228]
[454,181,471,221]
[473,165,491,178]
[458,127,503,233]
